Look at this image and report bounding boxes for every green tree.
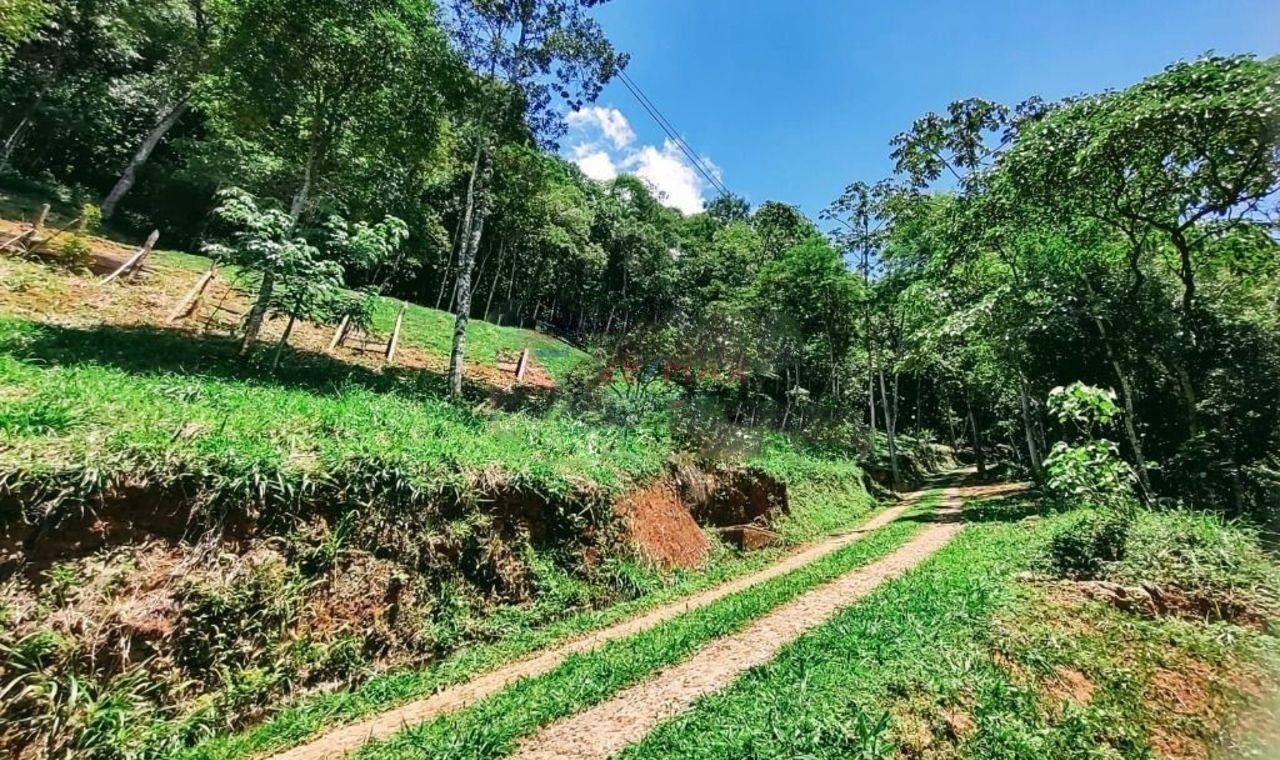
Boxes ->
[442,0,626,396]
[98,0,223,219]
[209,0,453,355]
[0,0,50,64]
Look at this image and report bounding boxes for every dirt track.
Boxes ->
[264,481,963,760]
[510,482,1022,760]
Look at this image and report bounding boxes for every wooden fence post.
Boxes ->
[328,314,351,351]
[125,230,160,281]
[102,229,158,285]
[0,230,27,252]
[1,204,52,253]
[385,304,406,363]
[167,266,217,322]
[515,347,530,381]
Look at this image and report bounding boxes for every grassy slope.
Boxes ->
[1,239,882,758]
[0,246,872,519]
[0,246,646,515]
[0,312,659,503]
[0,184,583,382]
[150,247,583,382]
[620,495,1280,760]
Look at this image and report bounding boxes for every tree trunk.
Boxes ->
[1,90,44,168]
[867,372,876,454]
[1,115,32,168]
[1170,227,1197,344]
[504,250,517,321]
[966,397,986,476]
[244,140,318,355]
[239,269,275,356]
[101,98,190,220]
[1018,375,1044,481]
[879,366,900,488]
[447,140,491,397]
[436,211,467,309]
[484,239,505,321]
[1174,360,1199,437]
[290,146,316,221]
[1091,315,1153,501]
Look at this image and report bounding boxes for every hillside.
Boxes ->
[2,4,1280,759]
[0,200,883,757]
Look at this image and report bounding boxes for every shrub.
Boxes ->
[1115,510,1279,615]
[1047,509,1131,578]
[1043,382,1137,512]
[1043,439,1137,511]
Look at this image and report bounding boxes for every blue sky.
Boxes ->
[562,0,1280,221]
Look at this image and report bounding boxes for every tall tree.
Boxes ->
[211,0,453,354]
[443,0,625,395]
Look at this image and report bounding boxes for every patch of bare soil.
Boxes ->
[615,481,710,569]
[263,480,969,760]
[1045,579,1272,629]
[510,487,978,760]
[673,464,788,527]
[1016,586,1275,760]
[1046,665,1096,709]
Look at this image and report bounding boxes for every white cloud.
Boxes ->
[565,106,719,216]
[566,106,635,149]
[621,140,715,215]
[572,147,617,181]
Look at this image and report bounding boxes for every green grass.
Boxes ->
[0,312,655,517]
[154,248,221,273]
[334,492,937,760]
[172,484,893,760]
[366,295,583,381]
[617,496,1280,759]
[751,438,883,542]
[145,248,586,379]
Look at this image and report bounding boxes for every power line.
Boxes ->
[618,70,729,197]
[615,70,732,200]
[616,72,725,195]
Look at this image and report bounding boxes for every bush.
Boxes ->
[53,234,95,271]
[1047,509,1131,578]
[1115,510,1279,614]
[1043,439,1137,511]
[1043,383,1138,511]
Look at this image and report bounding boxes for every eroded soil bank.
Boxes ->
[0,460,814,758]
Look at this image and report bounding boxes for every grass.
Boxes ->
[0,311,659,519]
[172,484,897,760]
[1114,508,1280,613]
[751,439,884,542]
[617,495,1280,759]
[0,220,908,759]
[330,492,938,760]
[366,295,582,382]
[145,247,584,380]
[0,246,888,760]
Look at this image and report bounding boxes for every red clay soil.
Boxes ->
[615,481,711,569]
[674,465,788,527]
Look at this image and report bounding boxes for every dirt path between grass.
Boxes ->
[266,478,972,760]
[512,481,1027,760]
